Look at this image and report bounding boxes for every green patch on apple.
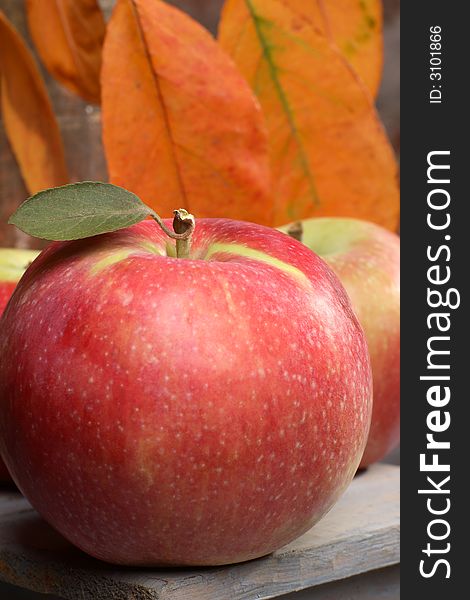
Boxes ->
[204,243,311,286]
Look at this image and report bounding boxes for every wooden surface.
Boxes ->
[0,565,400,600]
[281,565,399,599]
[0,464,399,600]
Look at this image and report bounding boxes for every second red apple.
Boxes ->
[280,218,400,468]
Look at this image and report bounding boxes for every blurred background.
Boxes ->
[0,0,399,248]
[0,1,399,598]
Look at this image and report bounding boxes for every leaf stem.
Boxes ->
[151,208,195,258]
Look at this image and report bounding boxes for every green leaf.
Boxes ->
[9,181,154,241]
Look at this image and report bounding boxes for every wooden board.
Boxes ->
[280,565,399,600]
[0,464,399,600]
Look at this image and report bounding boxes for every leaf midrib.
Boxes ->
[54,0,88,86]
[129,0,189,210]
[244,0,319,208]
[16,209,143,221]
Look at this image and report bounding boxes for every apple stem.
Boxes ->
[151,209,195,258]
[286,221,303,243]
[173,210,195,258]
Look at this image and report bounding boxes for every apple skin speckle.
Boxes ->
[0,219,372,566]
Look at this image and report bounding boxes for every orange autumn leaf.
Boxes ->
[26,0,105,104]
[320,0,383,97]
[284,0,383,97]
[274,0,383,98]
[0,11,68,194]
[218,0,399,230]
[102,0,271,223]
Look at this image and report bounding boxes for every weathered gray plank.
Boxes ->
[0,490,30,518]
[0,565,401,600]
[280,565,399,600]
[0,464,399,600]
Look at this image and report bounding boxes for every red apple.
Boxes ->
[0,219,371,565]
[0,248,40,481]
[279,218,399,468]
